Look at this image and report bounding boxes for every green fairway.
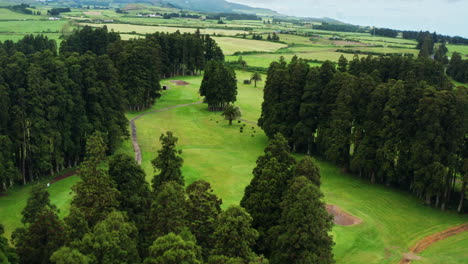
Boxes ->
[122,72,468,264]
[419,231,468,264]
[0,175,80,240]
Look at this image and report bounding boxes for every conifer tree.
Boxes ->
[211,206,259,262]
[13,208,65,264]
[21,184,56,224]
[71,132,119,227]
[79,211,140,264]
[0,224,17,264]
[270,177,334,264]
[241,133,295,254]
[144,233,202,264]
[151,132,184,190]
[150,181,187,239]
[186,180,222,258]
[200,60,237,111]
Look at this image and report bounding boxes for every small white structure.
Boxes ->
[48,17,60,21]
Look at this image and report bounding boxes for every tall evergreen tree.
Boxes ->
[144,233,202,264]
[151,132,184,191]
[21,184,56,224]
[186,180,222,259]
[150,181,187,239]
[241,133,295,255]
[71,132,119,227]
[211,206,259,262]
[200,60,237,111]
[13,208,65,264]
[79,211,140,264]
[0,224,17,264]
[270,177,334,264]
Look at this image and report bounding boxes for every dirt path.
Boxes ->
[398,223,468,264]
[129,101,203,164]
[239,118,257,125]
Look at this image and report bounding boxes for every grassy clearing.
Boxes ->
[80,23,248,36]
[0,8,43,20]
[0,70,467,264]
[447,44,468,57]
[418,232,468,264]
[126,73,468,264]
[213,37,287,55]
[0,175,80,240]
[0,20,68,33]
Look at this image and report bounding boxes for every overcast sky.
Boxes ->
[229,0,468,37]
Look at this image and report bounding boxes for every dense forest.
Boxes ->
[259,55,467,212]
[0,132,333,264]
[0,26,224,191]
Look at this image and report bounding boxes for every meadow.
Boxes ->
[80,23,249,35]
[212,37,287,55]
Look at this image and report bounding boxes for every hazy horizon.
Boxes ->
[229,0,468,38]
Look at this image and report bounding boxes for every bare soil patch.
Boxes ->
[170,80,190,86]
[398,223,468,264]
[83,11,102,16]
[326,205,362,226]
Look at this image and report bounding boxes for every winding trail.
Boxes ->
[129,101,203,164]
[398,223,468,264]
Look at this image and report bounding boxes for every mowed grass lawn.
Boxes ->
[124,73,468,264]
[0,175,80,240]
[212,37,287,55]
[0,70,467,264]
[419,231,468,264]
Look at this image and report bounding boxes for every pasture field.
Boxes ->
[80,23,248,35]
[447,44,468,57]
[0,20,68,33]
[0,8,43,20]
[213,37,287,55]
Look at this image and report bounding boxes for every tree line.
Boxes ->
[259,55,467,212]
[0,26,225,191]
[447,52,468,83]
[1,131,334,264]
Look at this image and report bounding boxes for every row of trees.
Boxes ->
[4,132,333,264]
[0,26,226,190]
[0,46,128,190]
[371,28,398,38]
[447,52,468,83]
[259,55,467,212]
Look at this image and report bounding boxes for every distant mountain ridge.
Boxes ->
[159,0,281,16]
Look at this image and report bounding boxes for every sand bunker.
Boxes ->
[326,205,363,226]
[170,80,190,86]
